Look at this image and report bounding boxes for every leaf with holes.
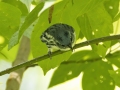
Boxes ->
[49,50,100,87]
[104,0,119,20]
[82,61,115,90]
[109,69,120,87]
[77,4,113,57]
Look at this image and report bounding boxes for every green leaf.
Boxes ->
[107,51,120,68]
[8,18,39,50]
[1,43,19,62]
[113,12,120,22]
[49,63,87,88]
[87,4,113,35]
[51,0,106,39]
[78,30,84,39]
[8,2,44,50]
[32,0,42,5]
[71,0,106,17]
[8,31,19,50]
[109,69,120,87]
[104,0,119,20]
[23,19,39,38]
[8,17,25,50]
[87,4,113,56]
[110,40,120,48]
[0,52,7,59]
[19,2,44,39]
[49,50,100,87]
[82,61,115,90]
[0,2,21,50]
[2,0,28,16]
[77,4,113,57]
[69,50,100,61]
[77,14,94,40]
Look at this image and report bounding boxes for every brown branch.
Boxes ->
[5,36,30,90]
[0,34,120,76]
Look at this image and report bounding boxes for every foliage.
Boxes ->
[0,0,120,89]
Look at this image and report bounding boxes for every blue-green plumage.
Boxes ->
[40,23,75,56]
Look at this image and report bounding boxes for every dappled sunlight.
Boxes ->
[112,64,119,71]
[67,71,72,76]
[109,6,113,9]
[83,55,91,60]
[0,36,5,44]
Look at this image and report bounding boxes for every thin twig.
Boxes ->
[0,34,120,76]
[48,5,54,23]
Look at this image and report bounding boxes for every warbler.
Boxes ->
[40,23,76,56]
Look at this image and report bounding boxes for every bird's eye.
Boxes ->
[49,41,53,43]
[70,37,72,42]
[64,31,68,36]
[61,45,65,47]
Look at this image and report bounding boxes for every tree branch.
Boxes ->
[0,34,120,76]
[5,36,30,90]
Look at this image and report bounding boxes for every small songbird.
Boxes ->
[40,23,76,56]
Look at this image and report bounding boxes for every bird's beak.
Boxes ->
[67,45,74,52]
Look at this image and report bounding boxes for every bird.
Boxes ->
[40,23,76,57]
